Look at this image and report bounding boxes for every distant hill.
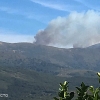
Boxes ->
[0,42,100,72]
[87,43,100,48]
[0,42,100,100]
[0,66,98,100]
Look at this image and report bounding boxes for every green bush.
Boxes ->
[54,72,100,100]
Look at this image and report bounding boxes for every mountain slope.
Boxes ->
[0,66,98,100]
[0,42,100,100]
[0,42,100,71]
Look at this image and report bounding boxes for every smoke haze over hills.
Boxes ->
[34,10,100,48]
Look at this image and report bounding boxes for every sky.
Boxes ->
[0,0,100,47]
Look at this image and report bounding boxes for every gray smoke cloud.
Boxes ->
[34,10,100,48]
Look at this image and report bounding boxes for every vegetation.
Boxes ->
[0,42,100,100]
[0,66,98,100]
[54,72,100,100]
[1,42,100,73]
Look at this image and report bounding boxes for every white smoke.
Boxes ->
[34,10,100,48]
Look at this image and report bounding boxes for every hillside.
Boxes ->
[0,66,98,100]
[0,42,100,72]
[0,42,100,100]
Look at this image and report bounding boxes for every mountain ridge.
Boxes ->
[0,41,100,74]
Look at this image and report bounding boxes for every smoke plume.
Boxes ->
[34,10,100,48]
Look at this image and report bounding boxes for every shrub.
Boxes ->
[54,72,100,100]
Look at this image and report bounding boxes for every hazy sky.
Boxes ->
[0,0,100,43]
